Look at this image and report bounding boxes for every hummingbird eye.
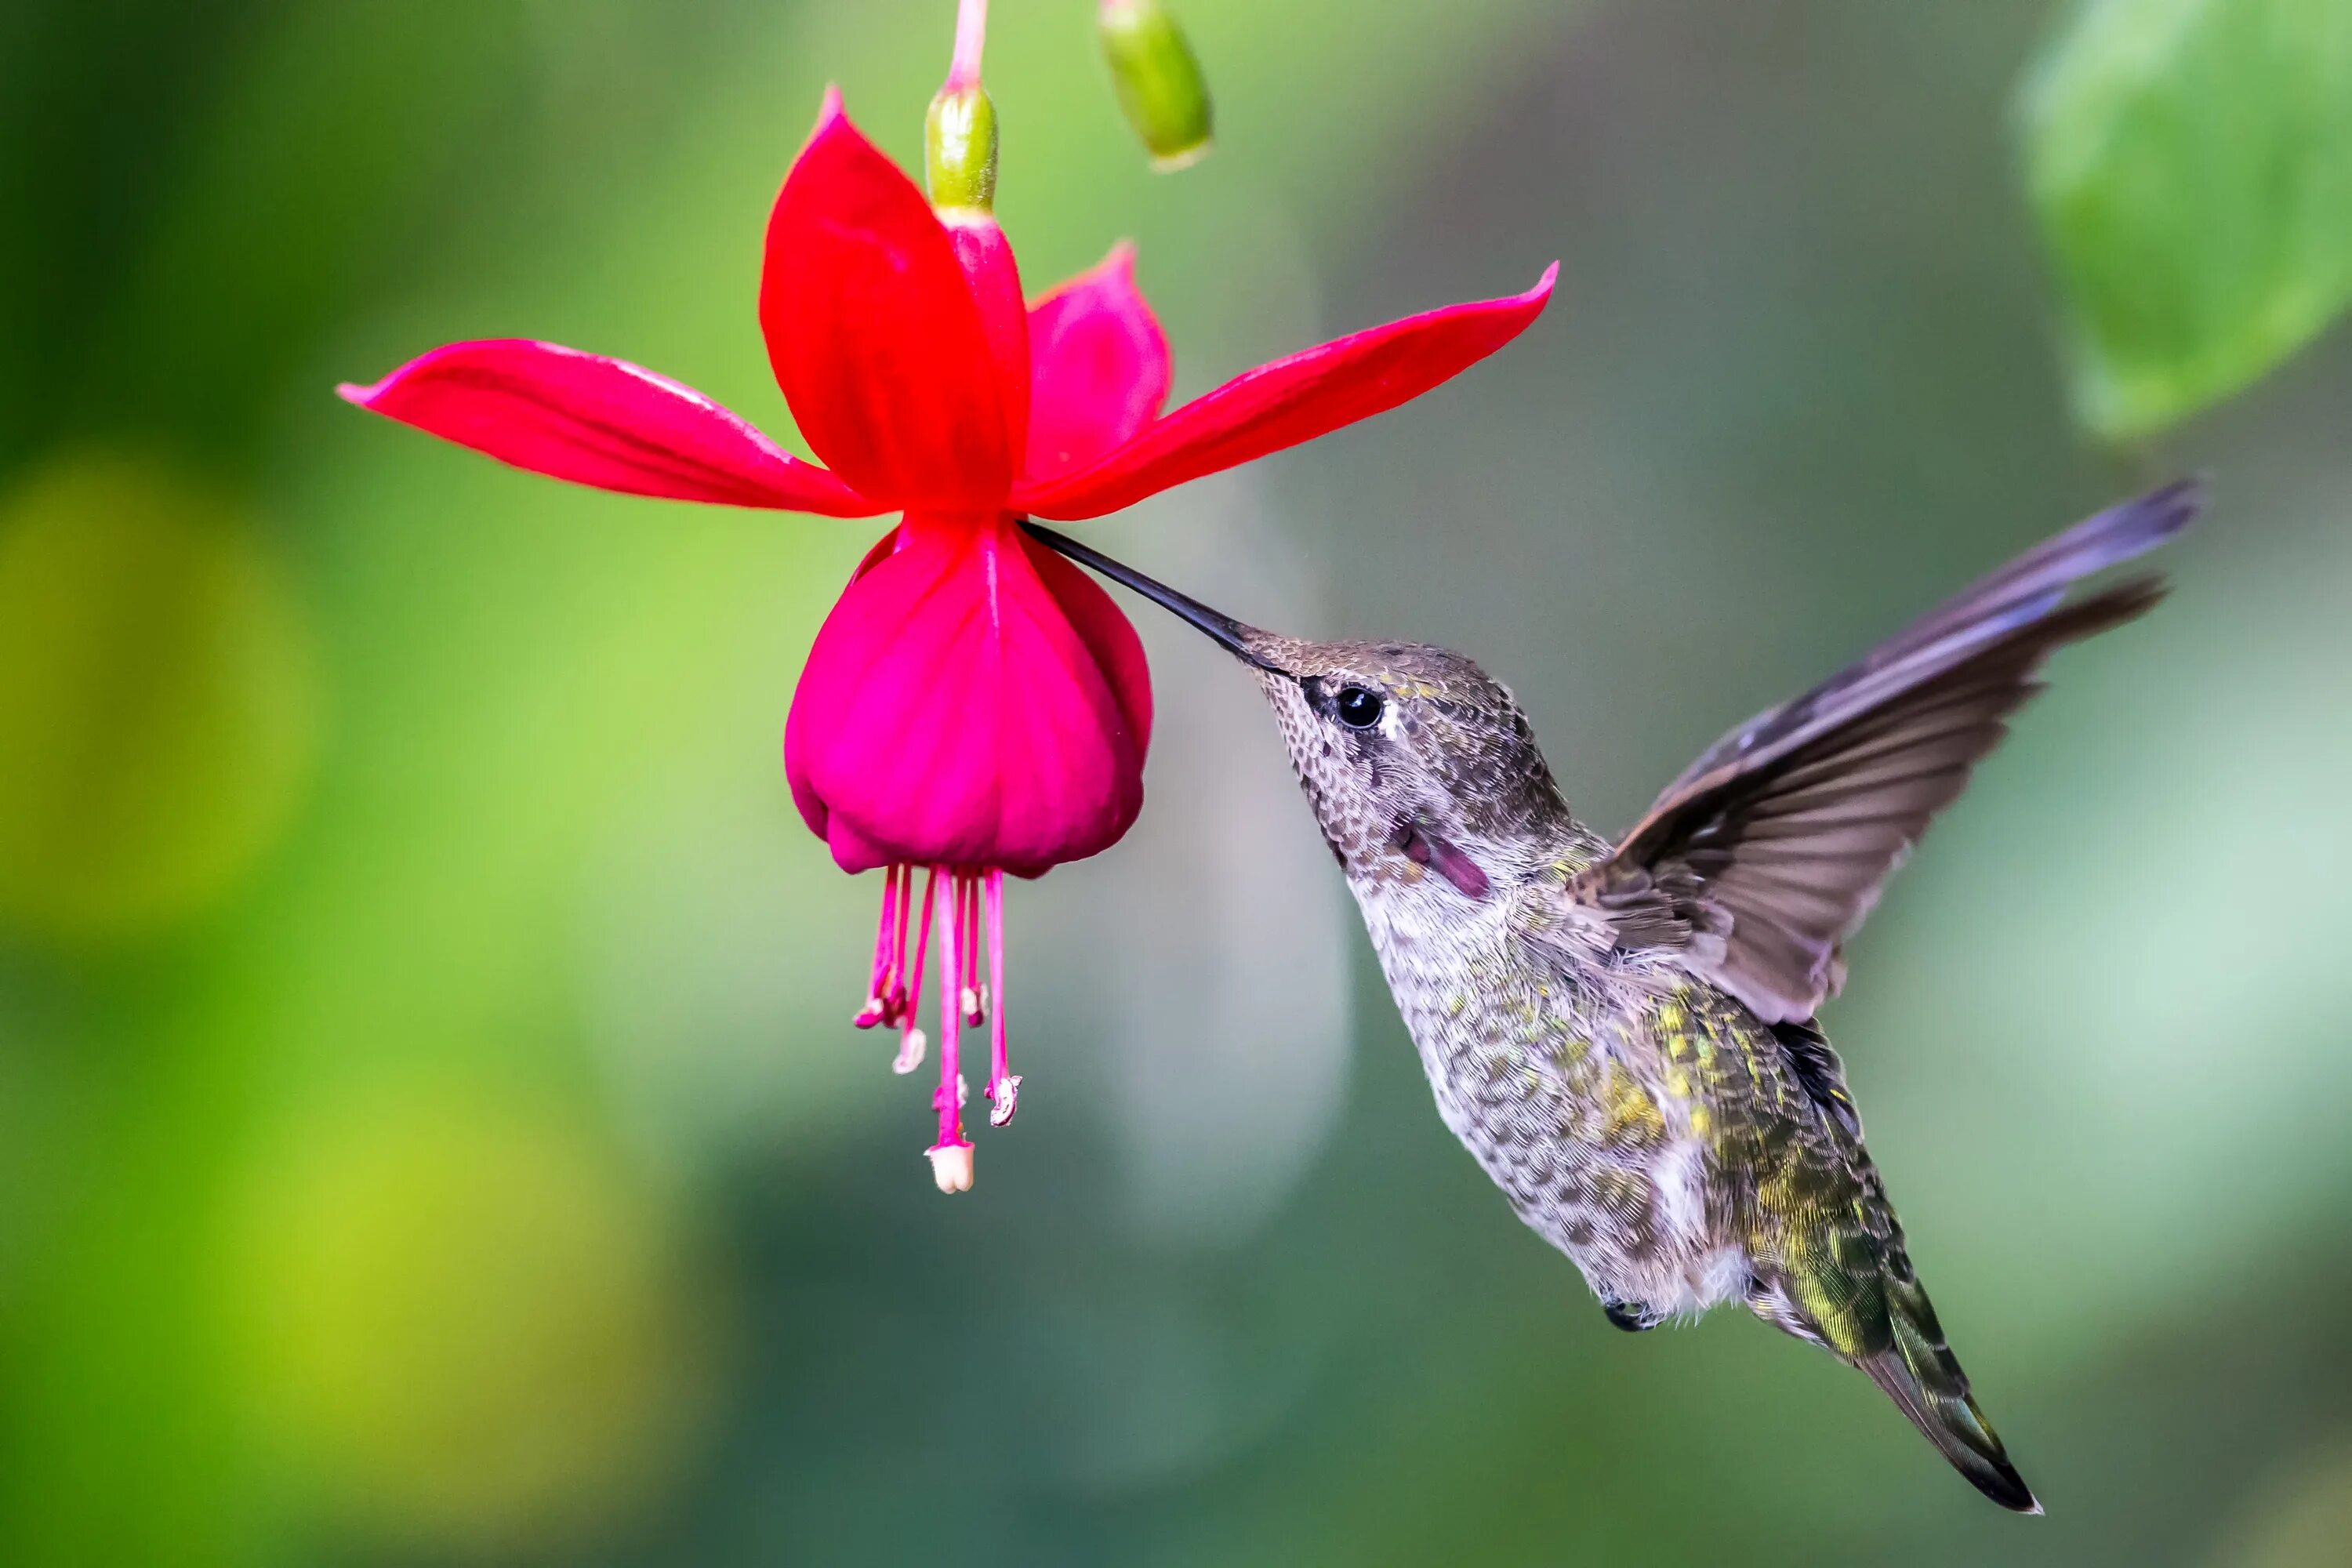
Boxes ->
[1334,684,1385,730]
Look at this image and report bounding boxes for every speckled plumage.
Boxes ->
[1029,481,2201,1515]
[1254,643,1876,1321]
[1254,637,2029,1508]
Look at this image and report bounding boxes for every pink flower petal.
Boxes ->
[1011,264,1557,520]
[760,91,1013,510]
[337,339,879,515]
[785,516,1148,875]
[1021,243,1171,486]
[1020,526,1151,754]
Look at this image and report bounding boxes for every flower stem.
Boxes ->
[947,0,988,90]
[928,0,998,210]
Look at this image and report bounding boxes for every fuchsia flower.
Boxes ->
[340,85,1552,1192]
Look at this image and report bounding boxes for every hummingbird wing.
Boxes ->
[1562,480,2201,1024]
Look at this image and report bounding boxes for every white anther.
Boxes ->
[927,1143,974,1193]
[892,1028,927,1075]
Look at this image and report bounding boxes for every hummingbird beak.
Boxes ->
[1021,522,1285,673]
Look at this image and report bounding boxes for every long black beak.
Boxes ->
[1022,522,1285,673]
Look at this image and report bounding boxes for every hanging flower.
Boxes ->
[339,30,1553,1192]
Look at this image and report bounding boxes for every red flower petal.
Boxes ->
[760,92,1013,510]
[1021,243,1171,486]
[337,339,879,515]
[1011,264,1558,520]
[785,516,1148,876]
[946,215,1032,468]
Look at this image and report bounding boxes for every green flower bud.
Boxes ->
[926,82,998,212]
[1098,0,1213,172]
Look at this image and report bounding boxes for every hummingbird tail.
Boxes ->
[1860,1272,2041,1515]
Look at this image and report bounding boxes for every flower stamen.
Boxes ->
[983,868,1020,1127]
[864,865,1017,1177]
[892,865,938,1076]
[891,862,916,1020]
[926,865,975,1192]
[957,869,984,1024]
[855,862,909,1027]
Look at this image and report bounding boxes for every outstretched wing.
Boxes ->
[1563,480,2201,1024]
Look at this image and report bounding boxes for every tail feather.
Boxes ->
[1753,1240,2039,1511]
[1862,1275,2040,1514]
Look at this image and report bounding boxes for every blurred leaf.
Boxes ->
[2020,0,2352,438]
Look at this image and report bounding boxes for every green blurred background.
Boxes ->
[6,2,2352,1563]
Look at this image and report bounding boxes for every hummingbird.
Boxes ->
[1025,480,2201,1514]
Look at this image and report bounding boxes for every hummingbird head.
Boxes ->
[1025,525,1584,904]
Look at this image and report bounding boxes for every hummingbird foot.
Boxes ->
[1601,1298,1661,1333]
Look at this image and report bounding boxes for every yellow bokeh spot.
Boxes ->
[227,1093,711,1551]
[0,451,319,942]
[2221,1440,2352,1568]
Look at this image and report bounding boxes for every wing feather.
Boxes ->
[1563,482,2199,1022]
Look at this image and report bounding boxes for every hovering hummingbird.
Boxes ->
[1026,481,2201,1513]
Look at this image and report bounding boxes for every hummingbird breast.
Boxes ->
[1352,868,1754,1322]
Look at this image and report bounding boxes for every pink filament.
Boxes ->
[930,867,967,1150]
[891,863,914,1011]
[851,861,1016,1145]
[900,866,938,1061]
[957,869,984,1023]
[984,868,1013,1124]
[857,862,906,1026]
